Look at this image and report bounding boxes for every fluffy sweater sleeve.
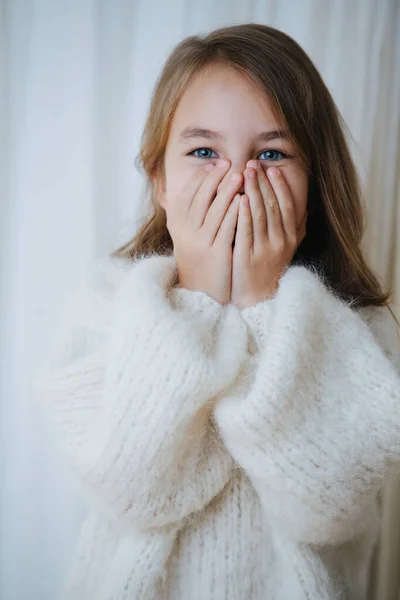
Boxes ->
[214,264,400,547]
[32,253,248,531]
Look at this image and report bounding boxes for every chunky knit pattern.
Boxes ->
[32,253,400,600]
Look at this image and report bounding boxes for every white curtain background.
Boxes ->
[1,1,399,599]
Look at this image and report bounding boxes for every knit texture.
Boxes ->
[32,253,400,600]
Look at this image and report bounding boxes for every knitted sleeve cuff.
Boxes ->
[239,264,325,353]
[169,286,223,320]
[240,299,275,353]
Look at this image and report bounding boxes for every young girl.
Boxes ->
[33,23,400,600]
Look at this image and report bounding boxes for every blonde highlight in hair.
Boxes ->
[111,23,397,323]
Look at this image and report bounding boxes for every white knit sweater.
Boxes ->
[32,252,400,600]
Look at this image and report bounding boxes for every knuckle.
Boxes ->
[283,202,295,214]
[199,229,213,249]
[274,239,286,252]
[267,200,278,211]
[254,208,267,222]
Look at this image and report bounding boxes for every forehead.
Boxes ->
[169,64,283,137]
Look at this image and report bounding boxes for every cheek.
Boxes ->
[164,163,200,207]
[279,169,309,226]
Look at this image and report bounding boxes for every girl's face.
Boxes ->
[158,64,308,230]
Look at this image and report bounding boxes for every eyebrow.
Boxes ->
[178,127,291,143]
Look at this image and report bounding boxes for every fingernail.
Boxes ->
[268,167,280,177]
[203,163,214,172]
[218,159,229,168]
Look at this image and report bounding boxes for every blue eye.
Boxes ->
[258,149,288,161]
[189,148,218,159]
[188,148,290,161]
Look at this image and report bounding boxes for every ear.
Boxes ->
[152,167,167,209]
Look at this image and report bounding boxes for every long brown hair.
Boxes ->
[111,23,398,323]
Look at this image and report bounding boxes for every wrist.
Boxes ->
[233,288,277,310]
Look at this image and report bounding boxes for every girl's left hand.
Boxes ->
[231,161,308,309]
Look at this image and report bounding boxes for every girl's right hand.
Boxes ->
[166,159,243,305]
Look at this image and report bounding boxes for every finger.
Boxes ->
[266,167,297,241]
[235,194,253,254]
[168,164,214,229]
[203,171,243,243]
[189,160,231,229]
[244,167,267,251]
[255,164,284,241]
[214,193,241,247]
